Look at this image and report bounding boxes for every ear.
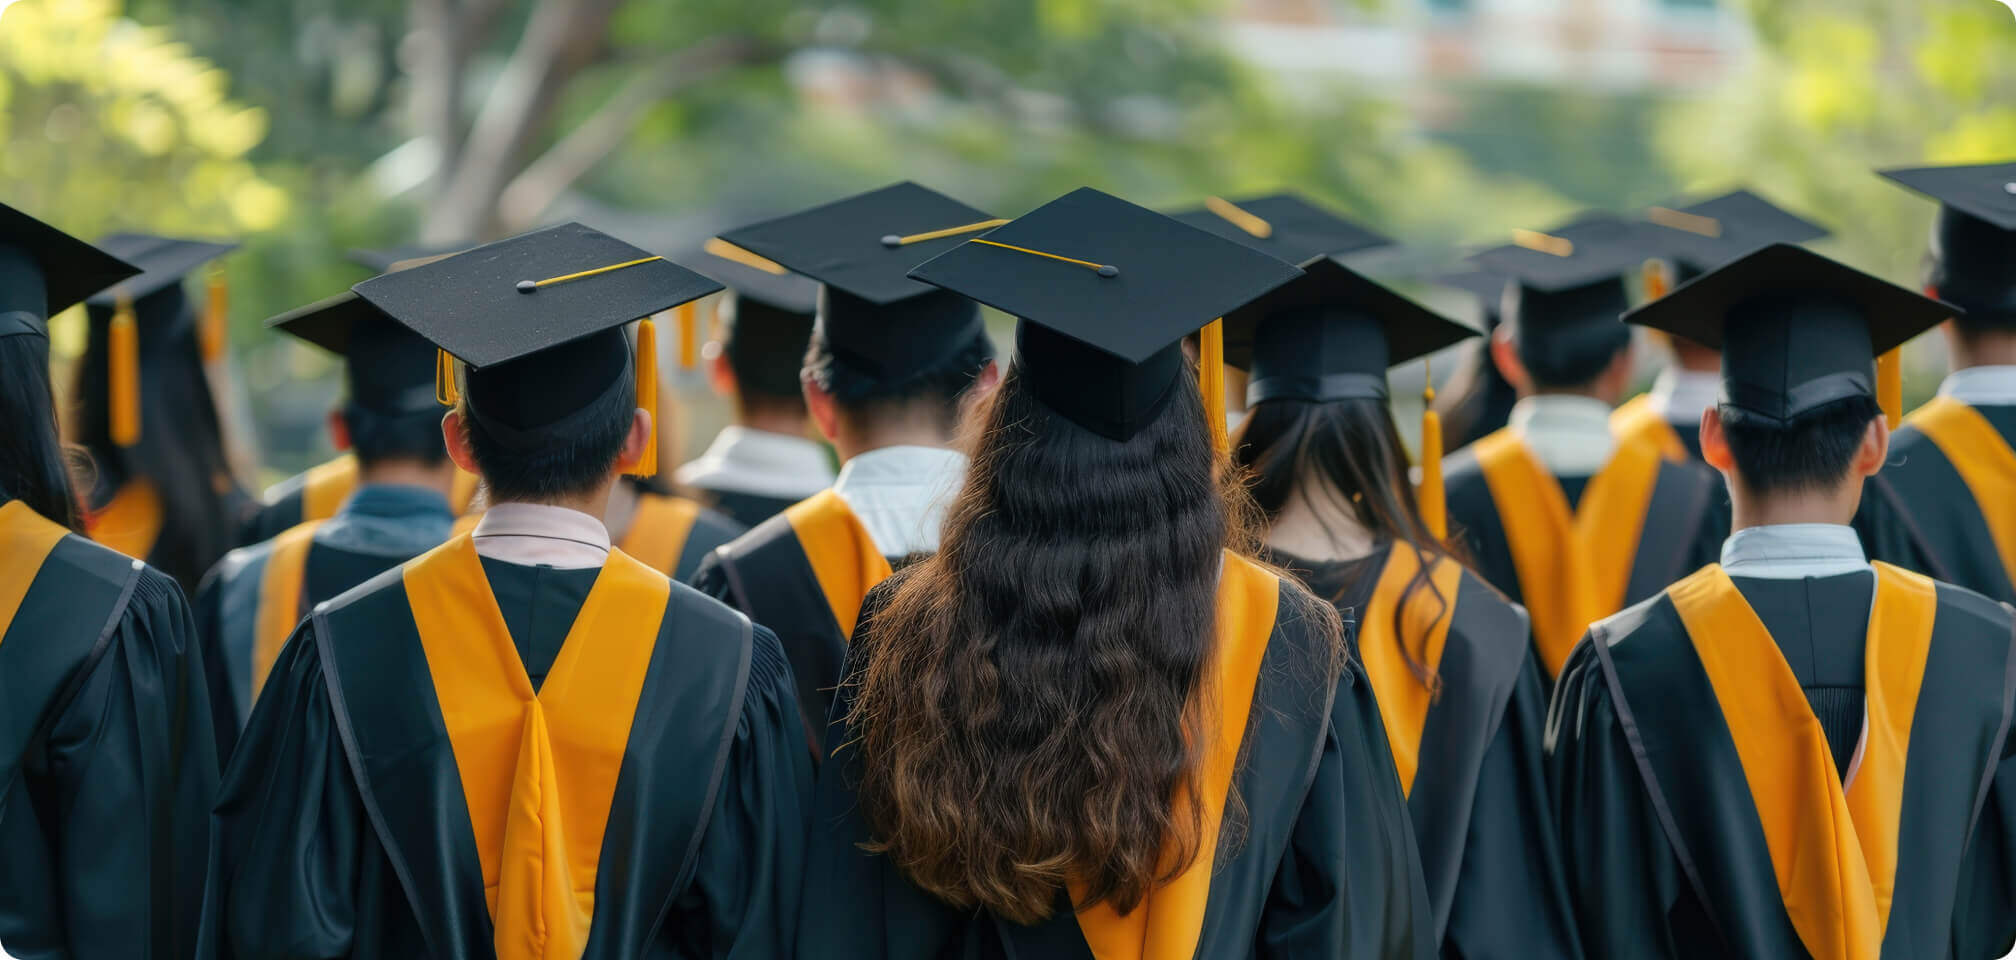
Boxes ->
[706,345,737,398]
[1699,405,1735,473]
[1851,411,1890,479]
[327,408,353,453]
[442,410,480,475]
[956,359,1004,426]
[804,378,839,442]
[613,407,651,473]
[1489,327,1530,394]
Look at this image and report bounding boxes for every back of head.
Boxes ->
[1927,206,2016,336]
[343,317,449,469]
[719,291,814,419]
[847,361,1238,924]
[459,329,635,504]
[1505,280,1633,390]
[1236,395,1437,554]
[801,288,995,434]
[0,335,79,529]
[1719,394,1880,498]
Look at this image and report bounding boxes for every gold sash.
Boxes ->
[249,520,326,703]
[616,493,701,576]
[1666,563,1936,960]
[302,455,482,522]
[1610,394,1690,463]
[781,490,894,639]
[1907,396,2016,596]
[1475,430,1661,677]
[0,501,74,643]
[1356,544,1465,797]
[1072,552,1280,960]
[401,534,670,960]
[88,479,163,562]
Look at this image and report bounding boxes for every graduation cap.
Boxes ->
[352,222,722,477]
[1622,244,1959,428]
[1879,161,2016,327]
[81,233,239,446]
[0,203,138,341]
[348,244,467,274]
[689,237,820,398]
[267,292,441,417]
[717,182,1000,383]
[1165,193,1392,268]
[1469,215,1660,376]
[909,187,1304,443]
[1429,269,1512,328]
[1640,189,1831,281]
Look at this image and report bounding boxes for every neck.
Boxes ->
[601,477,638,541]
[356,458,458,495]
[833,415,954,463]
[1265,482,1379,562]
[500,476,617,523]
[736,403,811,439]
[1525,384,1609,403]
[1729,480,1860,531]
[1951,328,2016,370]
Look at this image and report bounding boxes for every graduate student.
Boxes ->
[0,205,221,960]
[1615,189,1832,461]
[800,188,1432,959]
[1428,269,1518,453]
[73,233,253,591]
[193,292,458,743]
[1223,257,1582,959]
[1549,243,2016,960]
[690,182,1001,739]
[1441,215,1725,681]
[675,237,835,528]
[1855,162,2016,606]
[200,223,811,959]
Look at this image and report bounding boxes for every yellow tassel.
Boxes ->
[1877,347,1903,430]
[202,266,229,362]
[435,349,461,406]
[109,292,142,446]
[1641,259,1670,302]
[676,302,698,370]
[631,317,660,477]
[1419,358,1446,541]
[1200,319,1228,457]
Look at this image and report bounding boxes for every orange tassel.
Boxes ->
[1877,347,1903,429]
[110,292,141,446]
[631,317,660,478]
[436,349,461,406]
[676,302,698,370]
[1641,258,1671,302]
[202,266,229,362]
[1419,359,1446,540]
[1200,319,1228,457]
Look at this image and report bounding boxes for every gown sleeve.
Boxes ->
[687,551,735,599]
[0,567,221,960]
[1951,684,2016,958]
[1258,663,1436,960]
[1850,477,1941,578]
[657,624,814,959]
[190,563,245,760]
[197,621,370,960]
[1443,656,1585,960]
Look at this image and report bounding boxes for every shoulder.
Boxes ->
[713,509,810,567]
[1929,576,2016,637]
[314,560,417,629]
[260,468,312,503]
[1443,444,1486,485]
[1652,456,1720,494]
[202,538,277,594]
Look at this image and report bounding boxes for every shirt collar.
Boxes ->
[672,425,836,499]
[1509,394,1617,477]
[1720,523,1870,580]
[1937,365,2016,407]
[832,445,969,558]
[470,501,611,570]
[340,483,455,521]
[1648,367,1721,426]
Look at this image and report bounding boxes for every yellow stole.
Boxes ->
[0,501,74,643]
[782,490,893,639]
[615,493,701,577]
[1667,563,1937,960]
[249,520,326,704]
[301,455,483,522]
[88,479,163,562]
[1907,396,2016,595]
[1475,430,1662,678]
[1072,552,1280,960]
[1355,544,1465,797]
[1610,394,1690,463]
[401,534,670,960]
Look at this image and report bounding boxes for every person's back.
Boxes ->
[1549,244,2016,959]
[200,225,810,959]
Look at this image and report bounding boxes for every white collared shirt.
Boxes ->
[1647,367,1720,427]
[1937,365,2016,408]
[470,502,611,570]
[1720,523,1871,581]
[673,425,836,500]
[1508,394,1617,477]
[832,445,968,559]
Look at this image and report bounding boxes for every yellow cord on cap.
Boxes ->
[702,237,788,275]
[886,219,1009,247]
[1205,197,1273,239]
[1647,207,1722,238]
[968,239,1120,276]
[631,317,660,478]
[676,302,698,370]
[1512,229,1574,258]
[109,291,141,446]
[1877,347,1903,429]
[436,349,461,406]
[1200,319,1228,457]
[522,255,664,290]
[202,266,229,363]
[1419,357,1446,541]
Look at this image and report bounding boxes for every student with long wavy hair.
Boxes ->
[0,206,221,960]
[800,190,1432,959]
[1226,259,1583,960]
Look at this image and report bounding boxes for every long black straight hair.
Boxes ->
[0,334,82,530]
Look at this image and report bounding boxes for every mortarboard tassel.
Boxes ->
[1641,259,1670,302]
[109,291,142,446]
[202,266,230,363]
[436,349,461,406]
[1200,318,1229,457]
[676,302,698,370]
[632,316,660,477]
[1877,347,1903,430]
[1419,357,1447,541]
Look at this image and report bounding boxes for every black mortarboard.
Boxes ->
[1641,189,1830,278]
[0,204,138,339]
[909,187,1303,440]
[718,182,996,383]
[691,237,820,316]
[1622,244,1959,425]
[85,233,238,310]
[268,293,440,416]
[1223,258,1477,404]
[1879,162,2016,326]
[1469,214,1661,346]
[690,237,819,398]
[1430,269,1511,328]
[348,244,466,274]
[1165,193,1392,268]
[353,222,720,456]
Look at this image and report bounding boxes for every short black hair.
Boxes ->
[462,365,635,503]
[721,293,813,415]
[345,405,448,469]
[1720,394,1879,496]
[803,328,995,430]
[1513,321,1632,390]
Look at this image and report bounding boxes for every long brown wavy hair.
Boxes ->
[846,360,1288,925]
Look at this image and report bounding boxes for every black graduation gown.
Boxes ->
[1548,565,2016,959]
[1277,545,1582,960]
[797,559,1435,960]
[695,487,803,532]
[1856,402,2016,607]
[0,500,221,960]
[199,546,812,959]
